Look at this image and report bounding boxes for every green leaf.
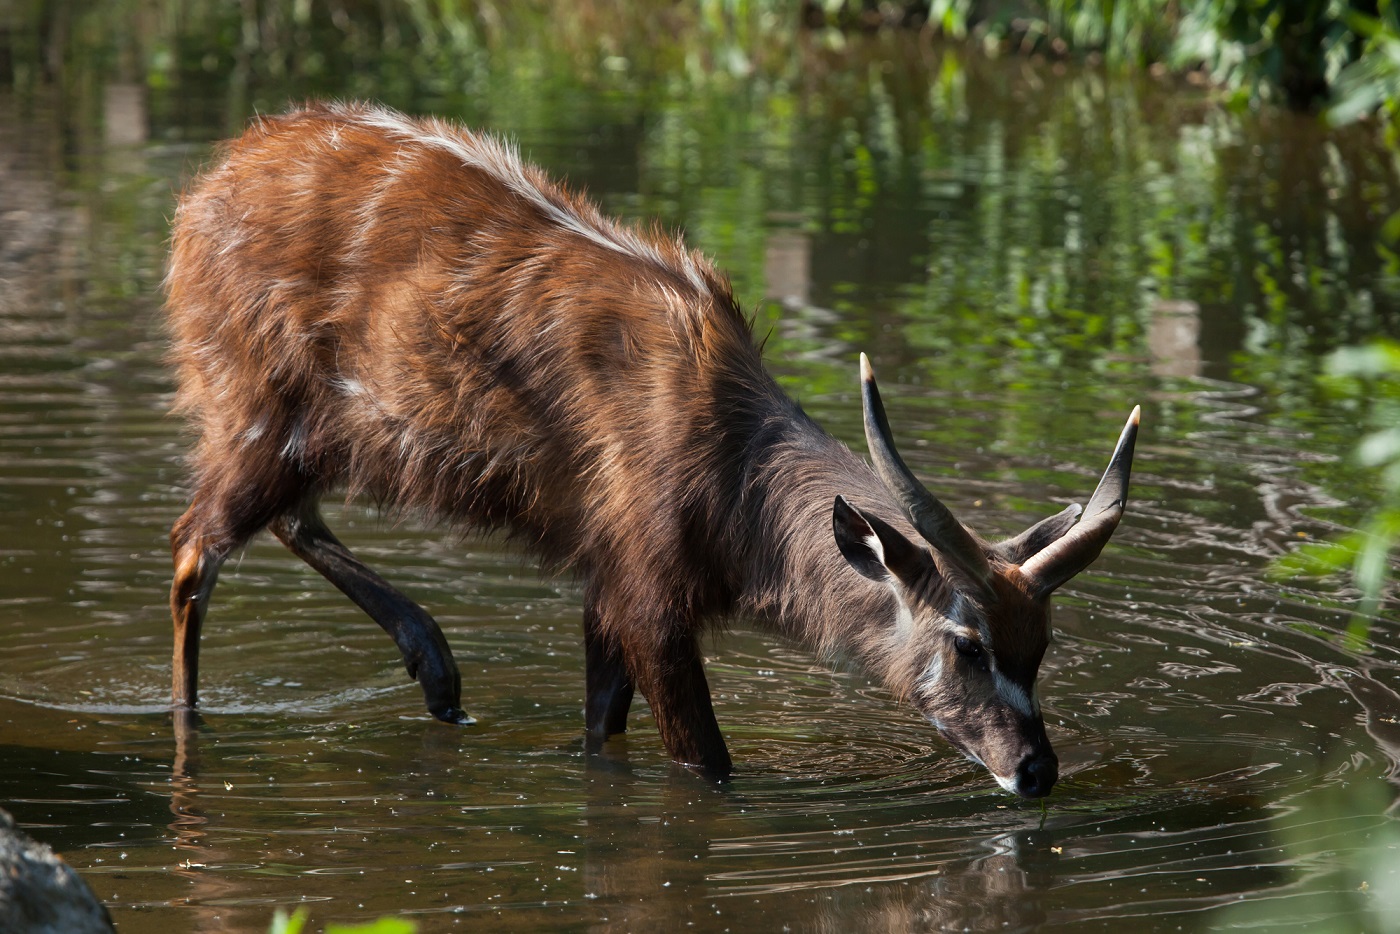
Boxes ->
[1327,341,1400,379]
[269,909,309,934]
[1273,535,1364,578]
[1357,428,1400,469]
[1354,532,1391,600]
[326,919,418,934]
[1381,209,1400,246]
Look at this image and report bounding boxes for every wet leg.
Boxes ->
[584,587,634,738]
[628,632,731,780]
[169,462,302,711]
[269,501,468,724]
[169,508,227,711]
[171,476,295,708]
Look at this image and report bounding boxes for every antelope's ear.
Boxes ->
[993,503,1083,566]
[832,496,931,588]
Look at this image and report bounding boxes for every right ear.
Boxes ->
[832,496,931,588]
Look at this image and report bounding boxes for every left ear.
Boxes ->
[993,503,1082,566]
[832,495,933,589]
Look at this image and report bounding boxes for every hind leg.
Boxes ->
[169,511,223,710]
[169,462,306,710]
[269,500,468,724]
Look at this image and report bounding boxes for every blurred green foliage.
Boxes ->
[4,0,1400,116]
[1276,340,1400,629]
[270,906,416,934]
[810,1,1400,117]
[1328,5,1400,137]
[1212,775,1400,931]
[1168,0,1385,111]
[978,1,1400,117]
[3,2,1396,397]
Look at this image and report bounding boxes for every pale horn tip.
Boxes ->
[859,352,874,383]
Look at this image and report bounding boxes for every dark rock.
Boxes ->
[0,808,114,934]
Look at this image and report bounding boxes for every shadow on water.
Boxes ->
[2,6,1400,932]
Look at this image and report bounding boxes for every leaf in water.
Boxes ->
[327,920,418,934]
[1272,535,1363,578]
[268,908,309,934]
[1327,341,1400,379]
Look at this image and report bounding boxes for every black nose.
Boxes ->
[1014,752,1059,798]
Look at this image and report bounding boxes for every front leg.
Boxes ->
[629,633,732,780]
[584,588,731,778]
[584,590,634,738]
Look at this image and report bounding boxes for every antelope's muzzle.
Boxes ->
[1012,748,1058,799]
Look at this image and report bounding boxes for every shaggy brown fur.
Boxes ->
[165,102,1128,791]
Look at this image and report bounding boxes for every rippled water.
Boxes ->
[3,22,1400,933]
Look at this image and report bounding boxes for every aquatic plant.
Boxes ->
[269,906,415,934]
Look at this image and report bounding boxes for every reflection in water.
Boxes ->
[1329,667,1400,783]
[168,711,249,934]
[919,830,1053,932]
[763,224,812,309]
[1148,298,1202,380]
[1,11,1399,933]
[0,96,84,332]
[102,84,146,147]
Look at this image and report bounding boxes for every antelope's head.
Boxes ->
[833,354,1139,798]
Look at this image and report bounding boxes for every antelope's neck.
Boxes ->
[732,412,898,653]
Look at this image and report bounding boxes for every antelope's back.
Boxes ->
[165,102,767,566]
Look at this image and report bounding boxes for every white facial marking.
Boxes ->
[946,591,972,626]
[994,671,1037,718]
[992,772,1020,794]
[919,652,944,693]
[946,592,995,649]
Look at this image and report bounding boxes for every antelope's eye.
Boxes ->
[953,635,983,659]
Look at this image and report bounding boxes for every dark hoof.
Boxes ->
[583,728,627,757]
[432,706,475,725]
[678,758,733,784]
